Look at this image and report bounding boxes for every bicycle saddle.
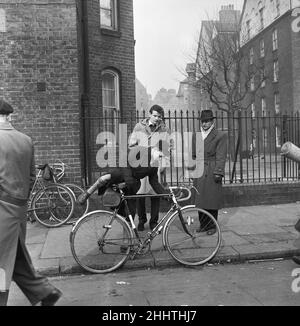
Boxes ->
[36,164,48,170]
[114,182,126,190]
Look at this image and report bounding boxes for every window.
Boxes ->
[250,76,255,91]
[276,0,280,17]
[273,60,279,82]
[262,128,268,147]
[275,126,281,147]
[260,68,266,88]
[246,20,251,40]
[259,8,264,30]
[100,0,118,30]
[272,29,278,51]
[261,97,266,116]
[102,69,120,135]
[274,92,280,113]
[249,47,254,64]
[260,39,265,58]
[251,103,256,118]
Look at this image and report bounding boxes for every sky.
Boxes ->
[133,0,244,98]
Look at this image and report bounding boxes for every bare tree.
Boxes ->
[193,18,272,181]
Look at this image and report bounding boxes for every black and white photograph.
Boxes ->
[0,0,300,312]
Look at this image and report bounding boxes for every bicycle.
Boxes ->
[27,164,75,228]
[70,183,222,274]
[50,160,90,221]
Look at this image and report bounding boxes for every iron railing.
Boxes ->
[84,109,300,185]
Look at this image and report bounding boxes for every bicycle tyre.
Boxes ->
[163,206,221,266]
[32,183,75,227]
[64,183,90,222]
[70,210,133,274]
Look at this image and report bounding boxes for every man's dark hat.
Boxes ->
[0,99,14,115]
[200,110,215,121]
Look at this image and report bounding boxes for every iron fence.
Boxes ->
[84,109,300,185]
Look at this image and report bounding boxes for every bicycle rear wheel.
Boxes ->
[32,184,75,227]
[70,210,133,274]
[64,183,89,222]
[164,206,221,266]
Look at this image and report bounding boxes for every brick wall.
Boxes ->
[0,0,81,183]
[291,12,300,111]
[223,182,300,207]
[83,0,136,180]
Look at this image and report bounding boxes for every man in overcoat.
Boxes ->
[0,99,62,306]
[193,110,227,235]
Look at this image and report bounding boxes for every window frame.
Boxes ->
[272,29,278,51]
[259,7,264,30]
[250,75,255,91]
[101,69,120,137]
[273,60,279,82]
[246,20,251,40]
[275,0,280,17]
[260,68,266,88]
[260,39,265,58]
[99,0,118,31]
[249,47,254,65]
[274,92,280,114]
[261,97,266,116]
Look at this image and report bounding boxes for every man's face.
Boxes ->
[201,119,214,131]
[149,110,162,126]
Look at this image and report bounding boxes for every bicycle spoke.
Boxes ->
[70,211,133,273]
[164,207,221,266]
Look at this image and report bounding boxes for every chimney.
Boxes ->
[219,4,240,25]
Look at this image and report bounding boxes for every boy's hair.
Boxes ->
[149,104,164,118]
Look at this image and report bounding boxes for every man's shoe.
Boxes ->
[292,256,300,265]
[149,222,158,231]
[41,288,62,306]
[137,223,145,231]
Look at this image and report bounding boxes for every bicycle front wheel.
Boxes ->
[70,210,133,274]
[32,184,75,227]
[64,183,90,222]
[164,206,221,266]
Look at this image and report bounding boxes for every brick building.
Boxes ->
[0,0,136,185]
[240,0,300,116]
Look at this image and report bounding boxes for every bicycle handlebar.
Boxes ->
[169,186,192,202]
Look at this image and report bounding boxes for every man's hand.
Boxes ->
[214,174,223,184]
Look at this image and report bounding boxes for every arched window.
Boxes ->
[102,69,120,135]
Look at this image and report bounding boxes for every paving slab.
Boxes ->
[220,230,251,246]
[228,223,287,235]
[243,232,299,244]
[232,240,300,260]
[41,225,72,259]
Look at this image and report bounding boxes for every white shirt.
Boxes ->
[201,123,215,140]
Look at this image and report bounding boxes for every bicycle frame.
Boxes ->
[115,188,193,255]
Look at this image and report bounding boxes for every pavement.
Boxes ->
[25,202,300,277]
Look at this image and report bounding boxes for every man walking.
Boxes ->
[0,99,62,306]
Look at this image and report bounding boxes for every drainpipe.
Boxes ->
[79,0,91,186]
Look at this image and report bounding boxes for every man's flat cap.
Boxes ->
[0,99,14,115]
